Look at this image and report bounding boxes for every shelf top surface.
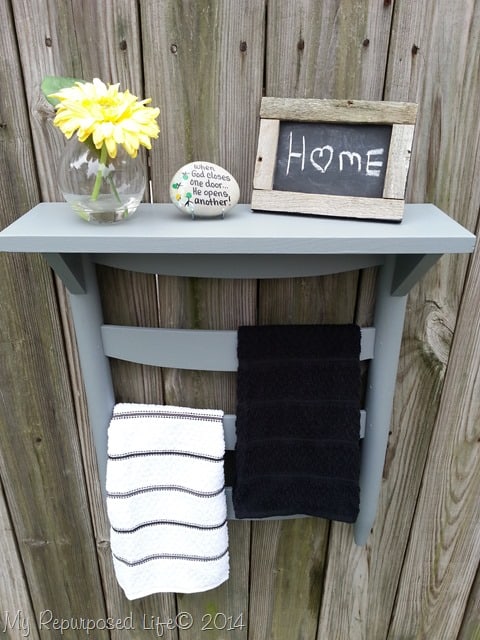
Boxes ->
[0,203,475,255]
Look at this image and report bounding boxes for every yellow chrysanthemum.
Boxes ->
[50,78,160,158]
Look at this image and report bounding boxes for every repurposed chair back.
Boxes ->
[100,320,375,518]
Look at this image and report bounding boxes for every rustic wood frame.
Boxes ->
[252,97,417,221]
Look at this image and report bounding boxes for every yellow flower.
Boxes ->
[50,78,160,159]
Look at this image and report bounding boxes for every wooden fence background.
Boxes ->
[1,1,479,638]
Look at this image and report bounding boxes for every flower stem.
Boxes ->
[91,144,108,201]
[107,174,122,204]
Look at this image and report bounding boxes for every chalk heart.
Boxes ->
[169,161,240,218]
[310,145,333,173]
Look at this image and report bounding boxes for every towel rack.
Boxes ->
[101,323,374,519]
[0,203,475,545]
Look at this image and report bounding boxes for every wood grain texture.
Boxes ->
[257,272,359,326]
[97,266,164,404]
[364,1,480,638]
[0,484,40,640]
[261,3,394,637]
[1,0,108,630]
[11,0,177,634]
[382,124,415,199]
[388,233,480,639]
[254,261,359,638]
[265,0,396,100]
[253,119,280,190]
[0,255,109,629]
[0,6,46,634]
[140,1,264,633]
[70,2,180,632]
[251,190,404,220]
[0,1,38,221]
[142,0,265,202]
[260,97,417,124]
[1,1,480,638]
[248,519,329,640]
[155,276,255,640]
[291,2,398,638]
[458,563,480,640]
[317,524,370,640]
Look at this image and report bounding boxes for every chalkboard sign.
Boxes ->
[274,122,392,198]
[252,98,417,222]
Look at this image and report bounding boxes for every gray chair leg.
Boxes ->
[67,255,115,499]
[354,256,408,544]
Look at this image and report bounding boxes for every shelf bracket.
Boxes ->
[391,254,442,296]
[43,253,87,294]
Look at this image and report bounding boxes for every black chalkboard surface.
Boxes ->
[273,122,392,198]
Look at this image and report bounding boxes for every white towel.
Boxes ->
[106,403,229,599]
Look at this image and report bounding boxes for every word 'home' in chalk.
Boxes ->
[274,122,392,198]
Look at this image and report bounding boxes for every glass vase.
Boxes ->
[57,137,146,223]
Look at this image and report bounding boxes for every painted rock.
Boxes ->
[169,161,240,218]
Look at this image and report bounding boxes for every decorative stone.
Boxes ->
[169,161,240,218]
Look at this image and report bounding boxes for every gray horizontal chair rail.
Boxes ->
[0,203,475,544]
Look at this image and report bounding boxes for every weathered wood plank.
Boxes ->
[317,524,370,639]
[257,273,359,326]
[97,266,164,403]
[0,483,40,640]
[458,563,480,640]
[253,271,359,640]
[258,3,398,639]
[388,230,480,638]
[140,1,264,634]
[10,0,178,634]
[362,1,480,638]
[143,0,264,203]
[260,97,417,123]
[251,190,404,221]
[66,2,181,634]
[252,273,358,639]
[253,119,280,190]
[1,0,109,630]
[248,519,329,640]
[382,124,416,199]
[0,238,110,632]
[154,276,255,640]
[317,263,378,640]
[266,0,395,100]
[259,3,394,638]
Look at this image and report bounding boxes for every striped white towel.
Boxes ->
[106,403,229,599]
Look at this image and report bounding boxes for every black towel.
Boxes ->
[233,324,361,523]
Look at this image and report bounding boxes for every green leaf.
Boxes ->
[41,75,85,106]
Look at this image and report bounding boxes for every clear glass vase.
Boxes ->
[57,138,146,223]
